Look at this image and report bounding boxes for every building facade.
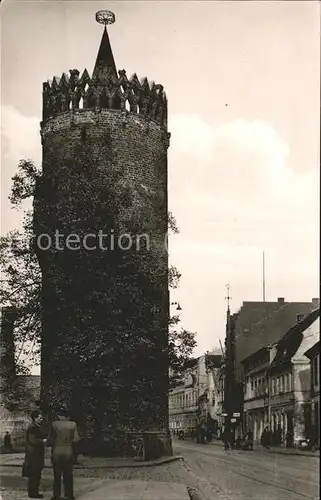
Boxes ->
[242,346,273,442]
[243,307,320,445]
[169,359,198,434]
[169,353,223,436]
[1,306,41,448]
[225,297,319,437]
[33,11,171,452]
[304,340,320,447]
[0,376,41,449]
[233,297,319,382]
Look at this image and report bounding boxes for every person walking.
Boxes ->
[47,406,80,500]
[245,429,253,450]
[222,426,230,451]
[261,426,271,449]
[286,429,294,448]
[24,410,46,499]
[3,431,13,453]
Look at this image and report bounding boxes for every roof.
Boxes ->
[93,26,117,77]
[185,358,198,369]
[241,345,268,365]
[234,300,318,380]
[205,354,222,368]
[270,308,320,367]
[304,340,320,359]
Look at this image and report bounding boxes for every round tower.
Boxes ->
[34,12,171,454]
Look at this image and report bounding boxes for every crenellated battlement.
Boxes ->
[42,68,167,128]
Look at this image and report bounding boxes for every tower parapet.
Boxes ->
[42,69,167,128]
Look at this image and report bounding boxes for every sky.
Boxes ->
[1,1,320,373]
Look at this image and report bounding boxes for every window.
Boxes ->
[276,377,280,393]
[280,375,284,393]
[288,373,292,391]
[257,378,261,395]
[313,357,319,386]
[284,374,288,392]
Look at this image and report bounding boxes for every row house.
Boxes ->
[304,340,320,447]
[227,297,319,438]
[168,352,223,436]
[202,353,224,432]
[168,358,199,433]
[242,307,319,445]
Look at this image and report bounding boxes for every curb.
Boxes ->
[0,454,184,469]
[180,438,319,459]
[265,449,320,458]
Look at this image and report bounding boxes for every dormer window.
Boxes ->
[297,314,304,323]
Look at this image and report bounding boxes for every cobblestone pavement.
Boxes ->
[201,438,319,458]
[0,458,198,500]
[174,439,320,500]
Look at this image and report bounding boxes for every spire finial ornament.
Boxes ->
[95,10,115,26]
[93,10,117,78]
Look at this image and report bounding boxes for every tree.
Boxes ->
[0,156,196,422]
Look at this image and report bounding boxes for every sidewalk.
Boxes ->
[203,439,319,458]
[180,437,319,458]
[76,480,191,500]
[253,444,320,458]
[0,452,184,468]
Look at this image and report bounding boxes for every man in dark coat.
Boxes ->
[3,431,12,453]
[47,407,80,500]
[24,410,46,498]
[244,429,253,450]
[261,426,271,448]
[222,426,230,451]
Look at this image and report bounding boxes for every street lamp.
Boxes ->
[170,302,182,311]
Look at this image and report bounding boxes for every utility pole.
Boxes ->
[263,251,266,302]
[223,284,233,441]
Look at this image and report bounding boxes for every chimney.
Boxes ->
[277,297,285,304]
[312,298,319,308]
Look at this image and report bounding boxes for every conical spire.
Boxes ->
[93,26,117,77]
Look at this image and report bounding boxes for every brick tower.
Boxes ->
[34,11,171,455]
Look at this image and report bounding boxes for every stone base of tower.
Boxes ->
[81,429,173,459]
[40,382,173,459]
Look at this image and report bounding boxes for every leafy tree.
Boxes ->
[0,154,196,432]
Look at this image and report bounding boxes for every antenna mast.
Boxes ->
[225,284,231,312]
[263,251,266,302]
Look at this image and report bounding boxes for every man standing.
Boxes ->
[24,410,46,498]
[3,431,12,453]
[47,407,80,500]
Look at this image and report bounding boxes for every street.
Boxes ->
[173,439,320,500]
[0,442,319,500]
